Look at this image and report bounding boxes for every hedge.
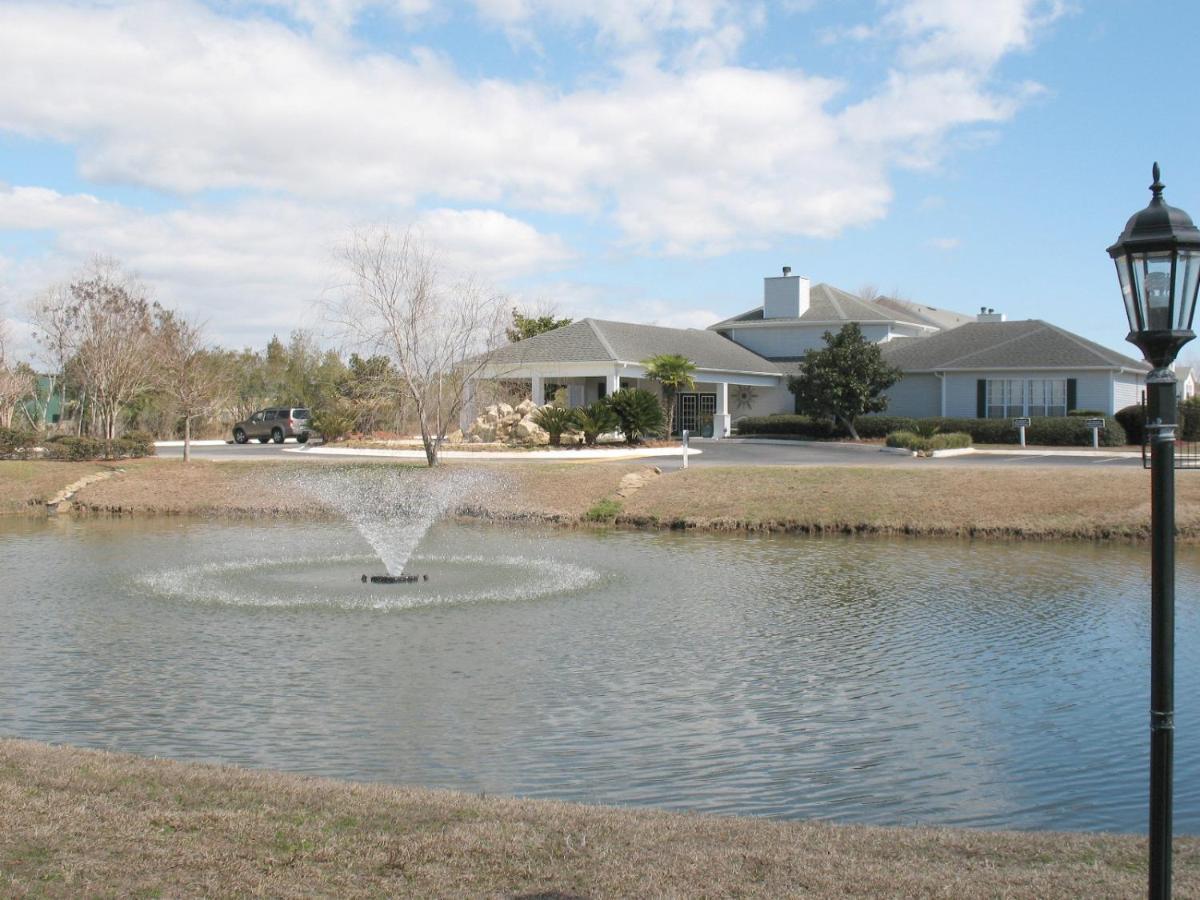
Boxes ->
[738,413,1128,446]
[0,427,38,459]
[885,430,973,453]
[0,429,157,461]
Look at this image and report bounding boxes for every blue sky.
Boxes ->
[1,0,1198,360]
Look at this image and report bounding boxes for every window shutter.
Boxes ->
[976,380,986,418]
[1067,378,1077,412]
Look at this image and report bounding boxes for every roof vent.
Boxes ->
[782,266,792,276]
[977,308,1007,323]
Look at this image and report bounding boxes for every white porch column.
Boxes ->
[531,374,544,405]
[713,382,731,439]
[606,370,620,396]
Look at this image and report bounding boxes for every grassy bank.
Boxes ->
[2,739,1195,898]
[1,457,1193,541]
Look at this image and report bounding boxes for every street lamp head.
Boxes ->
[1108,163,1200,368]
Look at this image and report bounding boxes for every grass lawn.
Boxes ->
[618,465,1188,541]
[3,739,1195,898]
[5,456,1194,541]
[0,460,120,515]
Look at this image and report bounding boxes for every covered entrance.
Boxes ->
[676,393,716,437]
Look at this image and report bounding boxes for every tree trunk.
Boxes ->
[421,429,440,466]
[663,390,675,439]
[183,415,191,463]
[838,414,860,441]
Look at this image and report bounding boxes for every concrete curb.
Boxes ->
[289,446,703,461]
[971,448,1142,458]
[154,440,230,447]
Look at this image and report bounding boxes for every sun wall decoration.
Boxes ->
[735,386,758,410]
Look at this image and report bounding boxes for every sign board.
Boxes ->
[1013,417,1031,428]
[1085,418,1105,429]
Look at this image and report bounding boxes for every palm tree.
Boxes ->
[642,353,696,438]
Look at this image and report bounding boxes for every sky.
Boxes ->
[2,0,1199,362]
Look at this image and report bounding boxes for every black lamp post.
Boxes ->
[1108,163,1200,900]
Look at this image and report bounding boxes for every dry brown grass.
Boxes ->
[618,465,1198,541]
[0,460,119,514]
[2,739,1193,899]
[18,456,1198,542]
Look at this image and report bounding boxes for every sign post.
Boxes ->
[682,429,689,469]
[1013,416,1031,447]
[1085,417,1105,449]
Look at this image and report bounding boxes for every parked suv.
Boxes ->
[232,407,312,444]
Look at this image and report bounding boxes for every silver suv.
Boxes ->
[233,407,312,444]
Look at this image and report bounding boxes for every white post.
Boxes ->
[461,377,477,431]
[1092,425,1100,449]
[1019,425,1026,447]
[531,374,544,406]
[682,429,689,468]
[713,382,730,439]
[606,371,620,397]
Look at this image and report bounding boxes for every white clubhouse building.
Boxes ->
[472,269,1149,437]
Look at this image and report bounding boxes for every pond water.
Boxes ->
[2,516,1198,834]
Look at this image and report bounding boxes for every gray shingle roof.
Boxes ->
[873,296,973,331]
[485,318,783,374]
[881,320,1148,372]
[709,283,949,330]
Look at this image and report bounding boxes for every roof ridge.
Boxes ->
[583,318,619,361]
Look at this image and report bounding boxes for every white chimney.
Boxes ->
[976,307,1006,323]
[764,267,810,319]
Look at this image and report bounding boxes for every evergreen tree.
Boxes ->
[787,324,901,440]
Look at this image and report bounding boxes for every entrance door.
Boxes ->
[676,393,716,436]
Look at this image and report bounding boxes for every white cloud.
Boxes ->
[0,186,572,349]
[0,1,1056,254]
[887,0,1069,71]
[927,236,960,250]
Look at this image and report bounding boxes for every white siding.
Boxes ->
[732,384,794,422]
[880,374,940,418]
[943,370,1124,417]
[1115,373,1144,410]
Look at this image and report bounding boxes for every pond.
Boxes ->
[1,515,1198,834]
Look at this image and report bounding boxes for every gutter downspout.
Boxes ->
[935,371,947,417]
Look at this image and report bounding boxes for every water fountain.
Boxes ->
[295,464,495,582]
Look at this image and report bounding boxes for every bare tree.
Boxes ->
[155,310,230,462]
[29,283,75,430]
[0,318,32,429]
[66,259,160,446]
[332,227,506,466]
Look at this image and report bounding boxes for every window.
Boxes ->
[985,379,1068,418]
[986,379,1024,418]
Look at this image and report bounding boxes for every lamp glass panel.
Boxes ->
[1139,252,1174,331]
[1175,248,1200,331]
[1114,256,1140,331]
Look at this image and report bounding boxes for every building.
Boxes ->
[466,269,1148,437]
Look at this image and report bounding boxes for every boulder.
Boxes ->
[498,403,514,417]
[515,398,535,416]
[445,429,464,444]
[514,415,549,445]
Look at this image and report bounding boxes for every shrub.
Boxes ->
[312,404,356,442]
[1180,397,1200,441]
[0,427,38,459]
[531,405,578,447]
[1115,404,1145,445]
[585,497,622,522]
[574,401,620,446]
[743,413,1125,446]
[886,430,973,455]
[736,414,919,440]
[604,389,665,444]
[42,436,106,460]
[1068,409,1107,417]
[116,430,156,457]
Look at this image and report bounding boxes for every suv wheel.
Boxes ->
[296,432,309,444]
[233,428,247,444]
[272,427,285,444]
